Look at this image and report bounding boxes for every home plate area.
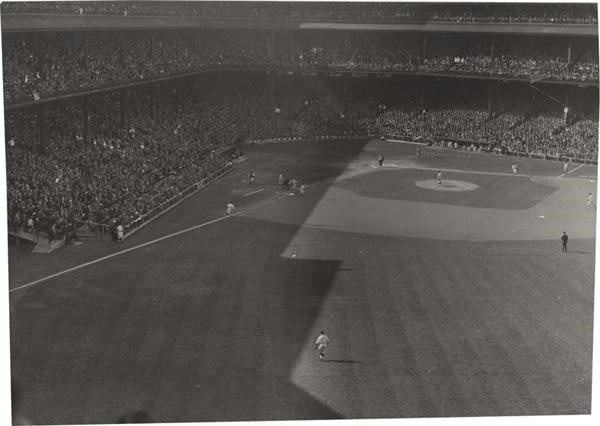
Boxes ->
[415,179,479,191]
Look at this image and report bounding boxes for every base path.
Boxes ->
[244,166,596,242]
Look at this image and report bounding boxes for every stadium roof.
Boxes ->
[1,14,597,37]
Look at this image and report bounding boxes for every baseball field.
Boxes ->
[7,138,597,423]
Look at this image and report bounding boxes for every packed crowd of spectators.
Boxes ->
[361,102,598,160]
[349,34,599,82]
[4,76,363,235]
[2,2,597,24]
[549,118,599,159]
[3,30,277,102]
[354,77,599,160]
[3,30,598,103]
[6,87,231,237]
[5,74,598,239]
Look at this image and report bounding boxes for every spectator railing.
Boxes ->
[245,133,372,145]
[122,163,233,239]
[506,150,598,165]
[72,163,232,241]
[383,133,597,164]
[73,218,112,238]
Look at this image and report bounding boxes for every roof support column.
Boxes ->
[37,33,43,74]
[150,84,154,120]
[83,31,89,73]
[344,32,349,57]
[150,30,154,61]
[269,30,275,61]
[118,31,124,67]
[37,104,46,153]
[119,89,126,133]
[83,96,88,144]
[343,73,348,106]
[488,84,494,116]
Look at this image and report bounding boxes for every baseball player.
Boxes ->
[314,331,331,360]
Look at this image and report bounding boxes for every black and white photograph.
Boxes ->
[0,1,598,425]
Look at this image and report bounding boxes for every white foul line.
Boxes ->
[558,163,585,178]
[243,188,264,197]
[9,198,279,294]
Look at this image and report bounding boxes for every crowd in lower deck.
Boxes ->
[4,76,598,239]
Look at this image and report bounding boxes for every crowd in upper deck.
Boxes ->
[3,30,598,103]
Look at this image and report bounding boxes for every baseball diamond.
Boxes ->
[7,138,596,423]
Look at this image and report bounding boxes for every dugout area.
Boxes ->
[8,139,596,423]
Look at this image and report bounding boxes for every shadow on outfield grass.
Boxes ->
[325,359,362,364]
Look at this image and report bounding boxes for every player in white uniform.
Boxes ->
[512,164,518,174]
[314,331,331,360]
[116,224,124,242]
[226,202,236,215]
[437,170,442,185]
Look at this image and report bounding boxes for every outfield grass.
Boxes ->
[8,139,596,423]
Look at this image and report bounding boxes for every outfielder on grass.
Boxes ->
[314,331,331,360]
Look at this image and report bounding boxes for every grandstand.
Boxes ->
[2,2,598,425]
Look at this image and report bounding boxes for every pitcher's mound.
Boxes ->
[415,179,479,192]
